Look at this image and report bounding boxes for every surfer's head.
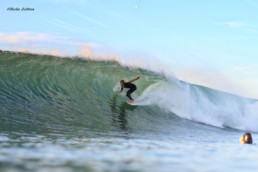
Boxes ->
[239,133,252,144]
[120,80,125,86]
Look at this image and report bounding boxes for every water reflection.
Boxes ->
[108,95,136,132]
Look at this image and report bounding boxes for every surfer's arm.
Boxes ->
[129,76,140,83]
[120,86,124,92]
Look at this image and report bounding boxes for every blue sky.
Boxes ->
[1,0,258,98]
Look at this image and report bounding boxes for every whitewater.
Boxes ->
[1,50,258,172]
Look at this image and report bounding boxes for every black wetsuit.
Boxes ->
[121,82,137,100]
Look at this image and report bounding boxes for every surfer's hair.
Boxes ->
[120,80,125,83]
[243,133,252,144]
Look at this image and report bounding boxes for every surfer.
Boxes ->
[119,76,140,103]
[239,133,252,144]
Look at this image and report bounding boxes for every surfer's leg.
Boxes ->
[126,90,133,100]
[126,87,136,101]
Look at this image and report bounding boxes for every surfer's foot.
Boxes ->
[128,99,134,103]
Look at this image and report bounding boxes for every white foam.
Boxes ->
[133,78,258,132]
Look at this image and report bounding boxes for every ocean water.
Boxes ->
[1,50,258,172]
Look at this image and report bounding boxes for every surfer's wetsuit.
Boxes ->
[121,82,137,100]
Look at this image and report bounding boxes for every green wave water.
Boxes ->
[0,51,171,136]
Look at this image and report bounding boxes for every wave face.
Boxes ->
[1,51,258,135]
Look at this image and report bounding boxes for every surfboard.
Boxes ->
[126,101,136,105]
